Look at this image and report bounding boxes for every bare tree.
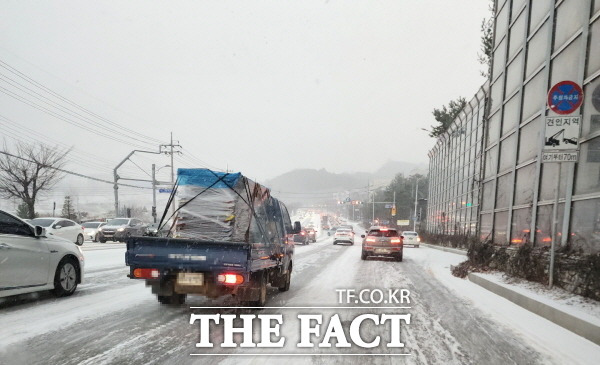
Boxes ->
[0,142,70,218]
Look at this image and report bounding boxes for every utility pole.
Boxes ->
[393,191,396,227]
[152,164,157,223]
[160,132,182,217]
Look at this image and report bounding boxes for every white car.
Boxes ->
[401,231,420,247]
[0,209,85,298]
[82,221,106,242]
[30,217,85,245]
[333,228,354,245]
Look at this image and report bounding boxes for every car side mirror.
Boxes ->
[35,226,45,237]
[361,234,365,238]
[401,235,405,239]
[293,221,301,234]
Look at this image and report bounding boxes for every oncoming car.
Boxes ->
[361,226,403,261]
[0,209,85,298]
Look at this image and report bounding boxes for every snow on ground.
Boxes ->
[476,271,600,325]
[411,246,600,364]
[2,213,599,364]
[81,243,127,271]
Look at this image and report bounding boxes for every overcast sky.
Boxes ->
[0,0,489,208]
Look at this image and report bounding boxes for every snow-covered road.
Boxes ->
[1,220,599,364]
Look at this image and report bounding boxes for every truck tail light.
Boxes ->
[133,268,160,279]
[366,237,376,243]
[217,273,244,285]
[390,238,401,244]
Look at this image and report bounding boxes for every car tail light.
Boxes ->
[217,273,244,285]
[133,268,160,279]
[417,237,421,242]
[366,237,376,243]
[390,238,401,244]
[301,232,305,236]
[380,228,388,232]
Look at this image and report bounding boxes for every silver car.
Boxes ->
[98,218,146,242]
[0,209,85,298]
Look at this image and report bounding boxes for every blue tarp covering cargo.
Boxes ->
[173,168,287,245]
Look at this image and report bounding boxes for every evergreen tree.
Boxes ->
[16,202,31,219]
[478,0,495,78]
[428,97,467,138]
[61,195,77,220]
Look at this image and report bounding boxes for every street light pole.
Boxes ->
[113,149,161,216]
[152,164,157,223]
[413,178,420,231]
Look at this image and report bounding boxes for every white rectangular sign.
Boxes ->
[542,151,579,163]
[543,116,581,151]
[397,220,410,226]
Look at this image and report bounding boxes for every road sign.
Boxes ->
[391,207,397,216]
[542,115,581,163]
[345,197,351,203]
[159,188,173,193]
[384,204,393,209]
[542,151,579,163]
[397,220,410,226]
[548,81,583,115]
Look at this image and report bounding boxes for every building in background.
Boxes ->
[427,0,600,254]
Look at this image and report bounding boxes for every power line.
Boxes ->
[0,60,165,145]
[0,85,152,149]
[0,149,151,189]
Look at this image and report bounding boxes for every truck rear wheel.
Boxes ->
[244,271,267,307]
[278,264,291,292]
[157,294,186,305]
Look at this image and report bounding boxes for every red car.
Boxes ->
[293,229,310,245]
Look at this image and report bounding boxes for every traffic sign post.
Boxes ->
[544,81,583,288]
[548,81,583,115]
[542,115,581,163]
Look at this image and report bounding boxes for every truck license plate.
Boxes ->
[177,273,204,286]
[375,249,390,254]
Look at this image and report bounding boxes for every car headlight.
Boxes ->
[117,227,125,232]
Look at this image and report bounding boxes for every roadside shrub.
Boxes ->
[467,241,495,266]
[506,244,547,282]
[580,253,600,300]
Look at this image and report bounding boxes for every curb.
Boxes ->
[420,243,467,256]
[468,272,600,346]
[422,243,600,345]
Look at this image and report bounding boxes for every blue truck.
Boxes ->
[125,169,300,306]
